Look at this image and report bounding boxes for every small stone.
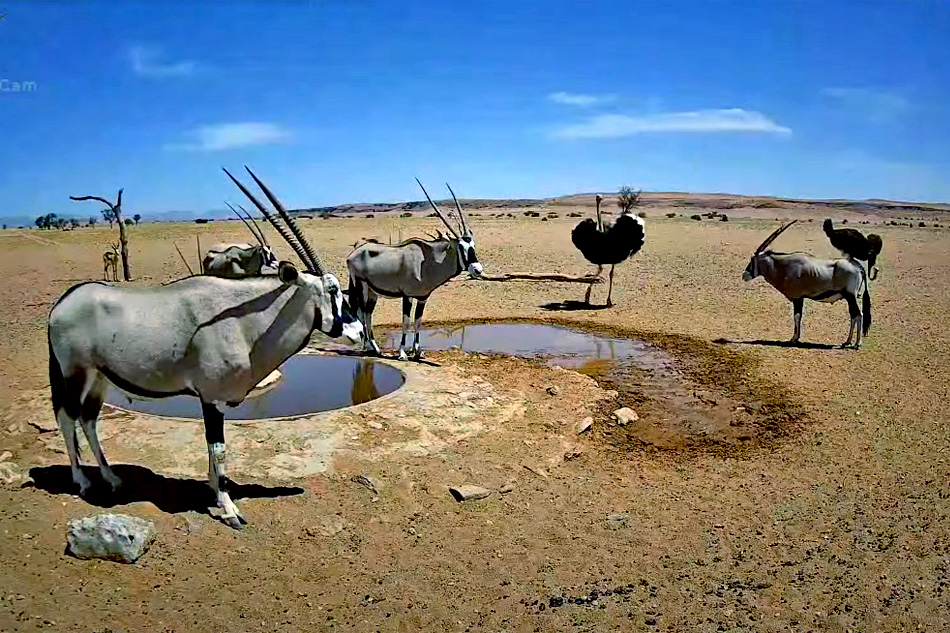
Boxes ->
[545,385,561,396]
[448,485,492,502]
[351,474,381,495]
[606,513,629,530]
[522,464,549,479]
[563,446,584,461]
[175,514,204,535]
[499,482,515,494]
[575,417,593,434]
[66,513,156,563]
[367,421,383,430]
[613,407,639,426]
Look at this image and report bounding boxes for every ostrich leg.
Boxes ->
[606,265,616,307]
[584,265,603,304]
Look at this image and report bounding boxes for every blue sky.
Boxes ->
[0,0,948,223]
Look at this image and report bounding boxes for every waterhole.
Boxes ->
[379,323,799,452]
[104,355,405,420]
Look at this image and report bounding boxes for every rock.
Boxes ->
[522,464,549,479]
[309,515,346,537]
[175,514,204,535]
[545,385,561,396]
[28,418,58,433]
[575,417,593,434]
[499,482,516,494]
[563,446,584,461]
[605,513,629,530]
[351,474,381,495]
[613,407,639,426]
[66,514,156,563]
[448,484,492,502]
[367,421,383,430]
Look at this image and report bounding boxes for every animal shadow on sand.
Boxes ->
[28,464,304,516]
[713,337,838,350]
[541,300,611,312]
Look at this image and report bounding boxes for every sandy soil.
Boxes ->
[1,197,949,632]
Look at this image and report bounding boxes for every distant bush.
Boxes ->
[720,215,729,222]
[666,212,676,218]
[637,212,646,218]
[569,212,582,217]
[919,221,926,227]
[365,214,374,219]
[401,212,413,218]
[691,214,702,221]
[841,219,848,224]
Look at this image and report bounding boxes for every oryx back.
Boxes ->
[203,243,264,278]
[347,238,459,298]
[48,275,316,403]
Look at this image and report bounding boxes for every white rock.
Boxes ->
[351,474,381,496]
[613,407,639,426]
[66,514,156,563]
[448,484,492,502]
[605,513,629,530]
[575,417,593,434]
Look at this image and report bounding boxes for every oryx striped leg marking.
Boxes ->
[77,375,121,490]
[359,281,381,355]
[202,401,245,528]
[412,298,428,360]
[791,298,804,343]
[398,296,412,361]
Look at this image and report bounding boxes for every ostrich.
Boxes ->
[823,218,883,279]
[571,194,646,307]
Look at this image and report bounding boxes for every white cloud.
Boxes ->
[551,108,792,139]
[129,45,197,77]
[166,123,293,152]
[548,91,614,107]
[821,87,910,121]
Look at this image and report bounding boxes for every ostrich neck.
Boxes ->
[596,199,603,231]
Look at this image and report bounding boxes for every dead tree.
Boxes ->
[617,186,642,214]
[71,189,132,281]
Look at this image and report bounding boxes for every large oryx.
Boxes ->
[743,220,871,349]
[48,167,363,529]
[201,202,278,277]
[347,180,483,360]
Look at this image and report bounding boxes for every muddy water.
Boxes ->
[381,323,675,372]
[380,323,765,450]
[104,355,405,420]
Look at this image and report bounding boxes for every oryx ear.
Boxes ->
[278,261,298,283]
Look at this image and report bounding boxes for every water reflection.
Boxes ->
[105,355,404,420]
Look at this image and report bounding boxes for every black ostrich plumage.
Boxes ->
[572,213,646,266]
[823,218,883,269]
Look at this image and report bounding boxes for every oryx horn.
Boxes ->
[237,202,271,247]
[223,167,318,273]
[244,166,326,275]
[755,219,798,254]
[415,178,460,239]
[445,183,468,235]
[225,201,266,248]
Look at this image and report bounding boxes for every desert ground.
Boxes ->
[1,192,949,632]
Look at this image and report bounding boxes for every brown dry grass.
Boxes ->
[1,203,949,632]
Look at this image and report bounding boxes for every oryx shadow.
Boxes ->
[541,300,611,312]
[27,464,304,516]
[309,346,441,367]
[713,338,839,350]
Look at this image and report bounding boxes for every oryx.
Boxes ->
[201,202,278,277]
[347,180,483,360]
[743,220,871,349]
[47,167,363,529]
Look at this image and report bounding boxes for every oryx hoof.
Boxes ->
[397,349,409,362]
[221,513,247,530]
[75,478,93,497]
[412,348,424,361]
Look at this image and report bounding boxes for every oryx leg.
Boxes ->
[77,375,121,491]
[791,298,804,344]
[606,265,616,308]
[56,405,91,495]
[585,265,603,304]
[360,282,381,356]
[843,293,861,349]
[202,401,245,529]
[411,297,428,360]
[398,296,412,361]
